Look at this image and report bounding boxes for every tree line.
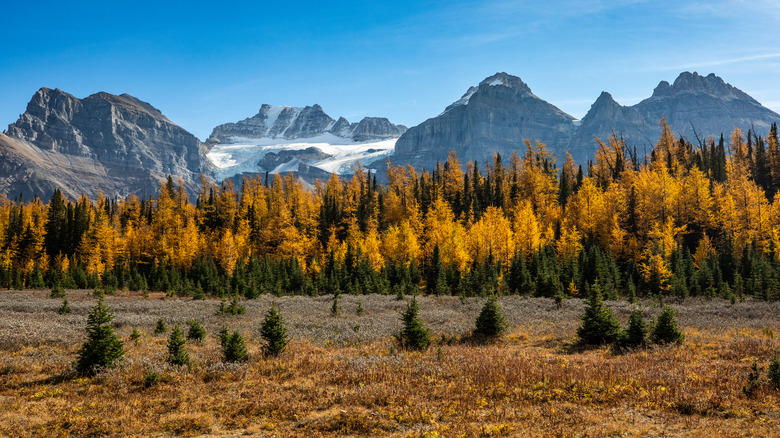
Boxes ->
[1,119,779,301]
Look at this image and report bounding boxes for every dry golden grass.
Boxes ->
[1,291,779,437]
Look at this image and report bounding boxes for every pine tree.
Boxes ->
[651,306,684,344]
[260,303,288,357]
[223,331,248,362]
[167,324,190,366]
[331,293,340,316]
[187,320,206,341]
[154,318,167,335]
[356,300,364,316]
[615,309,646,350]
[577,284,620,345]
[769,355,780,390]
[218,325,230,349]
[57,298,72,315]
[474,296,506,339]
[49,283,66,299]
[75,297,125,375]
[397,298,430,351]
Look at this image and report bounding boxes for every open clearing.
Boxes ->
[1,291,779,436]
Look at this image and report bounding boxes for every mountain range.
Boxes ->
[390,71,780,171]
[1,71,778,200]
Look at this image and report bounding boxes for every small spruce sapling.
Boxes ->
[166,324,190,366]
[743,360,761,398]
[187,320,206,341]
[331,293,340,317]
[154,318,167,335]
[474,296,506,339]
[615,309,646,350]
[57,298,72,315]
[768,355,780,390]
[577,284,620,346]
[651,306,684,344]
[260,303,288,357]
[75,297,125,375]
[356,300,364,316]
[50,284,66,299]
[130,328,142,345]
[397,298,430,351]
[218,325,230,349]
[223,331,248,362]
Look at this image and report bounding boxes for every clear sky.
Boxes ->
[1,0,779,140]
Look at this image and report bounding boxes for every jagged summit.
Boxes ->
[650,72,756,103]
[391,72,576,171]
[573,72,779,154]
[1,88,211,200]
[208,103,406,144]
[478,72,532,92]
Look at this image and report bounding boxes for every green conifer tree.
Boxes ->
[154,318,167,335]
[577,284,620,345]
[223,331,248,362]
[474,296,506,339]
[75,297,125,375]
[331,293,340,316]
[167,324,190,366]
[187,320,206,341]
[769,355,780,390]
[397,298,430,351]
[651,306,684,344]
[218,325,230,349]
[260,303,288,357]
[57,298,72,315]
[615,309,646,350]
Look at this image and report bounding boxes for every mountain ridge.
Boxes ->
[1,87,211,200]
[386,71,780,172]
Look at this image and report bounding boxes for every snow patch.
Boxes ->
[264,106,285,131]
[488,78,505,86]
[207,133,396,180]
[272,158,301,174]
[438,87,477,116]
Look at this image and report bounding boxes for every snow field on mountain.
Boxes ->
[207,133,396,179]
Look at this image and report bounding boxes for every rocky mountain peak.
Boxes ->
[478,72,531,93]
[2,88,210,199]
[593,91,619,106]
[650,72,756,103]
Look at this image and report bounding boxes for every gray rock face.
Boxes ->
[391,72,577,170]
[209,104,407,143]
[387,71,780,172]
[572,72,780,155]
[257,147,332,172]
[1,88,211,200]
[351,117,408,141]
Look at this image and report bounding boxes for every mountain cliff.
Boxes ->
[385,72,780,172]
[1,88,211,200]
[573,72,780,153]
[390,72,577,170]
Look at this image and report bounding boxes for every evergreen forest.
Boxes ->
[2,119,780,302]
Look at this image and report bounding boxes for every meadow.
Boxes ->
[1,290,779,437]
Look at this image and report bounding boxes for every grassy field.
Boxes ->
[1,290,779,437]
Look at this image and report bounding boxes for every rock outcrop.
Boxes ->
[1,88,211,200]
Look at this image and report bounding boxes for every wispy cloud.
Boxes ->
[646,53,780,72]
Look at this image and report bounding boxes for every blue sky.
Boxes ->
[1,0,779,140]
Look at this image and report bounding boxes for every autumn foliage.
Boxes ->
[0,121,779,301]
